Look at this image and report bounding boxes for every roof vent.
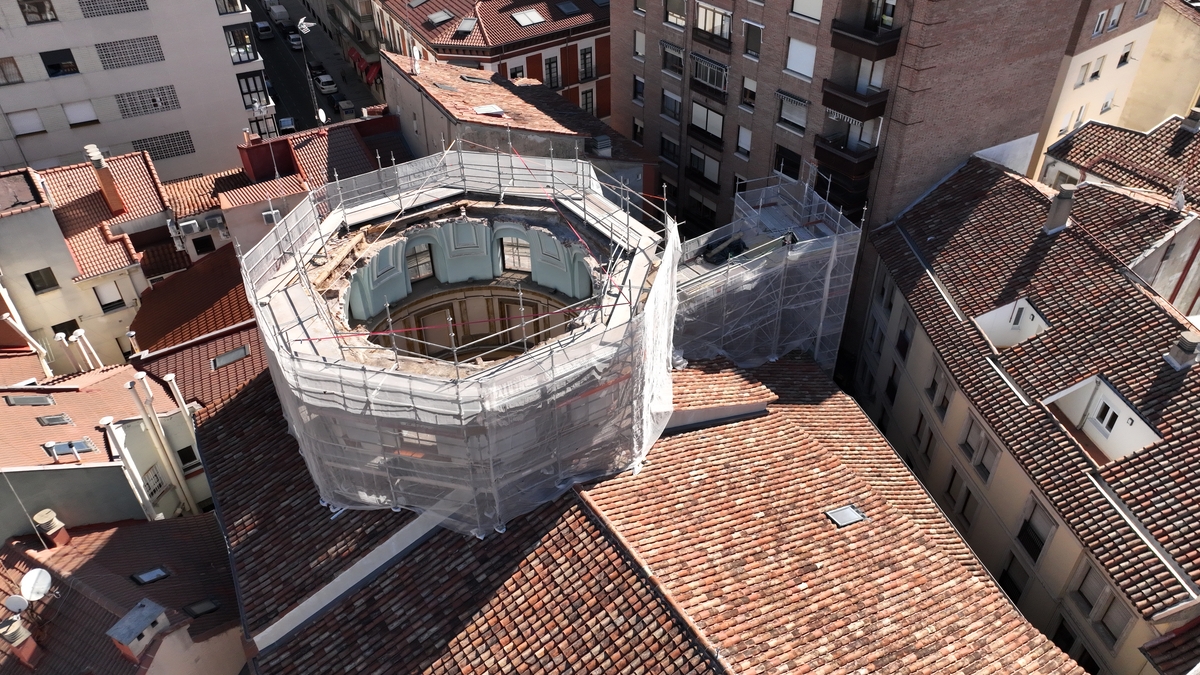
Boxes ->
[473,104,504,116]
[0,616,42,669]
[1165,330,1200,370]
[590,134,612,157]
[107,599,168,663]
[1043,183,1076,235]
[825,505,866,528]
[32,508,70,547]
[1182,107,1200,134]
[461,74,491,85]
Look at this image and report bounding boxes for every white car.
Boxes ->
[314,74,337,94]
[288,33,303,50]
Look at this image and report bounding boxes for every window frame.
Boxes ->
[633,75,645,102]
[500,237,532,272]
[661,89,682,120]
[778,97,808,133]
[943,465,980,528]
[580,46,594,80]
[211,345,250,370]
[1017,499,1055,562]
[92,280,126,314]
[659,134,680,163]
[997,553,1031,601]
[662,42,684,75]
[695,2,731,41]
[665,0,685,26]
[545,56,560,89]
[19,0,57,23]
[960,414,1001,482]
[581,88,594,114]
[736,125,751,156]
[688,147,720,183]
[26,267,58,293]
[407,242,435,281]
[634,30,646,57]
[1093,9,1108,35]
[40,48,78,78]
[0,58,22,86]
[743,20,762,58]
[226,24,258,64]
[1118,42,1133,67]
[1072,563,1133,648]
[1107,2,1123,29]
[741,76,756,108]
[785,38,816,79]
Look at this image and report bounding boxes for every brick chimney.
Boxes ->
[32,509,70,547]
[84,144,126,216]
[1181,108,1200,134]
[1043,184,1076,235]
[0,616,44,670]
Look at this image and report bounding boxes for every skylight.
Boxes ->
[460,74,491,84]
[131,567,170,585]
[454,17,477,36]
[183,599,220,618]
[434,82,459,91]
[473,104,504,116]
[556,1,581,14]
[407,0,427,6]
[5,395,54,406]
[825,505,866,528]
[593,0,609,6]
[44,439,95,458]
[36,413,71,426]
[428,9,453,25]
[512,9,544,25]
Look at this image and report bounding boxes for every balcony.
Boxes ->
[687,124,724,151]
[690,78,728,103]
[821,79,889,121]
[829,19,903,61]
[685,167,721,193]
[813,133,878,177]
[692,27,732,53]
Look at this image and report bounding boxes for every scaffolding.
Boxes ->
[673,172,860,371]
[240,145,679,537]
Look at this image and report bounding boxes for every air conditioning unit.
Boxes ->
[173,236,186,252]
[262,210,281,225]
[178,220,201,235]
[205,214,225,228]
[217,225,230,240]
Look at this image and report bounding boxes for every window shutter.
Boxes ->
[1079,568,1106,609]
[93,281,122,306]
[791,0,821,19]
[596,35,610,75]
[7,110,44,135]
[1029,503,1054,539]
[737,126,751,151]
[1101,600,1131,637]
[786,38,816,77]
[64,100,98,125]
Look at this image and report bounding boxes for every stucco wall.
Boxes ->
[1119,0,1200,131]
[0,464,144,541]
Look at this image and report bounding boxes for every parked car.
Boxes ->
[288,32,303,50]
[307,58,326,76]
[278,117,296,134]
[255,21,273,39]
[327,92,347,108]
[314,74,337,94]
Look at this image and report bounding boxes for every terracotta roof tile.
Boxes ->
[137,325,266,406]
[671,359,776,411]
[40,153,169,280]
[137,240,191,279]
[1046,116,1200,208]
[1140,615,1200,675]
[131,245,253,353]
[0,365,175,468]
[289,126,376,185]
[217,174,307,210]
[381,0,606,49]
[0,351,44,386]
[161,168,252,219]
[872,157,1200,617]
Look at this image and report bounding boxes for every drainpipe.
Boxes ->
[68,335,93,370]
[1,313,52,379]
[73,328,103,367]
[53,333,81,373]
[162,373,196,443]
[101,416,158,521]
[126,378,198,515]
[135,373,196,513]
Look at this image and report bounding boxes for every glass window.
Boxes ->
[998,555,1030,601]
[580,47,594,79]
[1018,502,1054,560]
[895,313,913,359]
[1118,42,1133,67]
[662,91,681,120]
[211,345,250,369]
[177,445,200,470]
[64,100,98,127]
[666,0,685,26]
[774,144,802,180]
[581,89,594,114]
[510,65,524,79]
[236,71,269,109]
[1108,2,1123,29]
[500,238,531,272]
[635,0,645,11]
[743,22,761,57]
[632,118,644,143]
[791,0,821,20]
[660,135,679,161]
[1100,599,1131,640]
[737,126,751,155]
[193,235,216,255]
[690,101,723,137]
[215,0,245,13]
[696,3,731,39]
[634,30,646,57]
[663,42,684,75]
[633,76,645,101]
[779,99,808,132]
[1077,566,1107,612]
[692,57,728,92]
[867,0,895,28]
[40,49,78,77]
[688,148,720,183]
[19,0,57,23]
[1090,56,1105,80]
[741,77,756,107]
[0,58,22,86]
[786,38,816,78]
[226,25,257,64]
[51,319,79,338]
[545,57,560,88]
[407,243,434,280]
[93,280,125,313]
[1093,10,1108,35]
[1136,0,1150,15]
[26,267,58,293]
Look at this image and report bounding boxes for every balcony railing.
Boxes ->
[829,19,903,61]
[821,79,889,121]
[692,27,732,53]
[813,133,878,177]
[690,78,727,103]
[685,167,721,193]
[687,124,724,150]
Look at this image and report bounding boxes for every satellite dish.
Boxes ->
[20,569,51,602]
[318,109,328,124]
[3,596,27,613]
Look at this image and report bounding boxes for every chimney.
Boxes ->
[31,509,70,547]
[1043,183,1076,235]
[85,144,126,217]
[1165,330,1200,370]
[0,616,44,670]
[106,599,168,663]
[1182,108,1200,134]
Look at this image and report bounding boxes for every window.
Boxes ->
[1136,0,1149,15]
[215,0,244,13]
[132,131,195,161]
[192,235,216,255]
[211,345,250,369]
[1101,90,1115,113]
[36,413,71,426]
[687,189,717,224]
[665,0,685,26]
[509,65,524,79]
[1090,56,1104,80]
[867,315,884,355]
[1053,620,1103,675]
[40,49,78,77]
[93,281,125,313]
[51,319,79,338]
[690,101,723,139]
[632,118,644,143]
[894,313,913,360]
[1017,501,1054,561]
[580,47,594,80]
[581,89,594,114]
[884,363,898,404]
[691,55,728,93]
[183,600,220,618]
[1108,2,1123,29]
[778,98,808,133]
[1074,103,1088,129]
[500,238,531,272]
[131,567,170,585]
[696,3,731,42]
[6,395,53,406]
[774,144,802,180]
[64,100,98,127]
[1093,400,1120,434]
[688,148,720,184]
[736,126,751,155]
[634,31,646,57]
[1076,63,1090,87]
[662,90,682,120]
[734,174,748,192]
[96,36,164,70]
[633,75,645,101]
[867,0,895,28]
[116,86,180,118]
[1118,42,1133,67]
[407,243,434,280]
[237,71,269,109]
[663,42,684,75]
[743,21,762,57]
[791,0,821,20]
[944,466,979,527]
[545,57,560,88]
[741,77,756,108]
[143,464,168,499]
[998,555,1030,601]
[786,38,816,78]
[1093,10,1107,35]
[26,267,58,293]
[226,25,257,64]
[177,445,200,470]
[635,0,645,11]
[660,135,680,162]
[0,58,22,86]
[1075,566,1131,643]
[913,410,936,464]
[1058,111,1073,136]
[248,117,276,139]
[19,0,56,23]
[961,416,1000,481]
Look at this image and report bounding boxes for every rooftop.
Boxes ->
[0,169,45,218]
[380,0,607,49]
[161,168,252,219]
[0,514,237,674]
[872,157,1200,617]
[1141,614,1200,675]
[1046,115,1200,208]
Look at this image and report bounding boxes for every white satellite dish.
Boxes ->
[3,595,28,613]
[318,109,328,124]
[20,569,51,602]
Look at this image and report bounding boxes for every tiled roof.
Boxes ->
[1046,116,1200,207]
[131,245,253,353]
[0,514,237,674]
[383,55,644,161]
[138,240,191,279]
[872,157,1200,617]
[217,174,307,210]
[194,371,414,634]
[581,355,1079,675]
[380,0,606,49]
[0,365,175,468]
[253,494,724,674]
[161,168,252,219]
[138,325,266,407]
[1141,615,1200,675]
[40,153,169,281]
[0,350,44,386]
[671,358,776,411]
[289,125,376,186]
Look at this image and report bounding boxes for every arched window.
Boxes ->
[500,237,531,272]
[406,243,434,281]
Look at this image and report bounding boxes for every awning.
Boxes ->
[347,47,362,62]
[357,58,370,72]
[366,63,381,82]
[775,89,811,106]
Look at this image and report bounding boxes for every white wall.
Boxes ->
[973,298,1048,349]
[1046,376,1161,462]
[147,626,245,675]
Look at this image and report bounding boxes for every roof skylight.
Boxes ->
[454,17,477,36]
[512,8,545,25]
[43,439,95,458]
[183,599,220,618]
[5,395,54,406]
[36,413,71,426]
[131,567,170,585]
[593,0,609,6]
[460,74,491,84]
[825,505,866,528]
[473,104,504,116]
[407,0,428,7]
[428,9,453,25]
[556,1,581,14]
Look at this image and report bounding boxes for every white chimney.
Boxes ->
[1165,330,1200,370]
[1044,184,1076,235]
[1181,108,1200,134]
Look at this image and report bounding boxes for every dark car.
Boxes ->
[307,58,326,76]
[327,92,347,107]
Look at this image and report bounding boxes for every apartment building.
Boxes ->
[851,156,1200,675]
[610,0,1098,229]
[0,0,278,181]
[1118,0,1200,131]
[374,0,612,118]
